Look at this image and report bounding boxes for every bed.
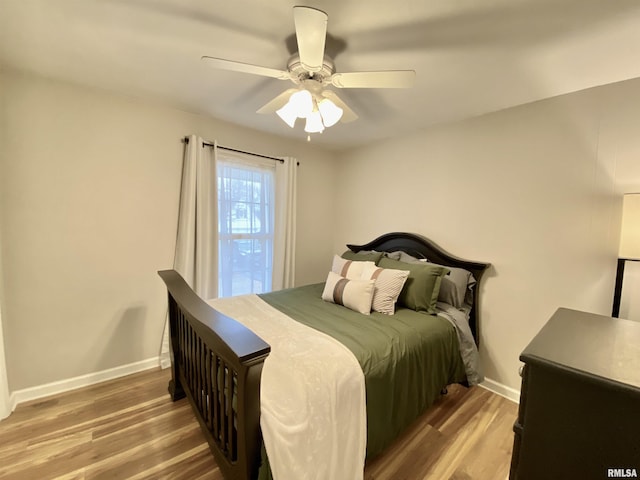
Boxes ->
[158,232,489,480]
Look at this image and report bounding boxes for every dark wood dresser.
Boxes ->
[510,308,640,480]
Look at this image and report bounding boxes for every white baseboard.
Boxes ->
[11,357,161,407]
[479,377,521,404]
[7,360,519,414]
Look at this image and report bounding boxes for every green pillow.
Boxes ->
[341,250,384,264]
[378,257,449,314]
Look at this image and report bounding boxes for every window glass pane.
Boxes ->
[217,157,275,298]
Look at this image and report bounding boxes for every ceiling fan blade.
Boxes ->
[321,90,358,123]
[256,88,298,114]
[293,6,328,73]
[201,56,291,80]
[330,70,416,89]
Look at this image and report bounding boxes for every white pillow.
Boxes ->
[331,254,376,280]
[360,264,410,315]
[322,271,375,315]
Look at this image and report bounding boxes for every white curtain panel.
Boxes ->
[160,135,218,367]
[0,306,11,420]
[272,157,297,290]
[0,229,11,419]
[173,136,218,298]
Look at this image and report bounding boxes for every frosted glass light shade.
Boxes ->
[304,110,325,133]
[276,102,298,128]
[289,90,313,118]
[318,98,343,127]
[619,193,640,259]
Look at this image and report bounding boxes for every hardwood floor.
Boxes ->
[364,383,517,480]
[0,368,517,480]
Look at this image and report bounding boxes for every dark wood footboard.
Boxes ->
[158,270,270,480]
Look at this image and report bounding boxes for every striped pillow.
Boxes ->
[321,271,375,315]
[361,264,410,315]
[331,254,376,280]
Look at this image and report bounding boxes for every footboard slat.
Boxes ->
[200,340,207,416]
[204,346,212,429]
[226,367,233,457]
[212,354,220,440]
[159,270,270,480]
[231,370,238,460]
[198,336,204,413]
[220,358,228,454]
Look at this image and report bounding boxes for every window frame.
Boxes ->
[216,151,277,298]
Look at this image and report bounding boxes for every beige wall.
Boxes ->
[333,78,640,392]
[2,68,640,397]
[599,78,640,321]
[0,71,336,391]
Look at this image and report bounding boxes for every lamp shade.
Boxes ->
[619,193,640,260]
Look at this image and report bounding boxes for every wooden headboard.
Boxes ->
[346,232,490,345]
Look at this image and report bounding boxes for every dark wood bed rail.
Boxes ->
[158,270,270,480]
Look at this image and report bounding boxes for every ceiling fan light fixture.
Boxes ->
[203,6,415,137]
[304,110,325,133]
[318,98,343,127]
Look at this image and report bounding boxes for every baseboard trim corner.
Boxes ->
[12,357,161,407]
[480,377,521,403]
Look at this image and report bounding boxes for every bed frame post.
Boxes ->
[167,293,186,401]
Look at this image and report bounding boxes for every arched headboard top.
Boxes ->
[347,232,490,345]
[347,232,489,282]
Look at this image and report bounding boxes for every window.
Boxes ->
[217,154,276,298]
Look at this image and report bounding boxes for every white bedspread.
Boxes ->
[208,294,367,480]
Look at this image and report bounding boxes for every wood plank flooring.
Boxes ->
[0,368,517,480]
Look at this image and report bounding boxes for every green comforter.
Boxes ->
[259,283,466,459]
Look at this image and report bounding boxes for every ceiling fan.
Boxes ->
[202,6,416,135]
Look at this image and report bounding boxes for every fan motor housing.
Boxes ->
[287,54,335,83]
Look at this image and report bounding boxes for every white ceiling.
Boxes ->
[1,0,640,150]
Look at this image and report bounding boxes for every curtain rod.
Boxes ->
[182,136,284,164]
